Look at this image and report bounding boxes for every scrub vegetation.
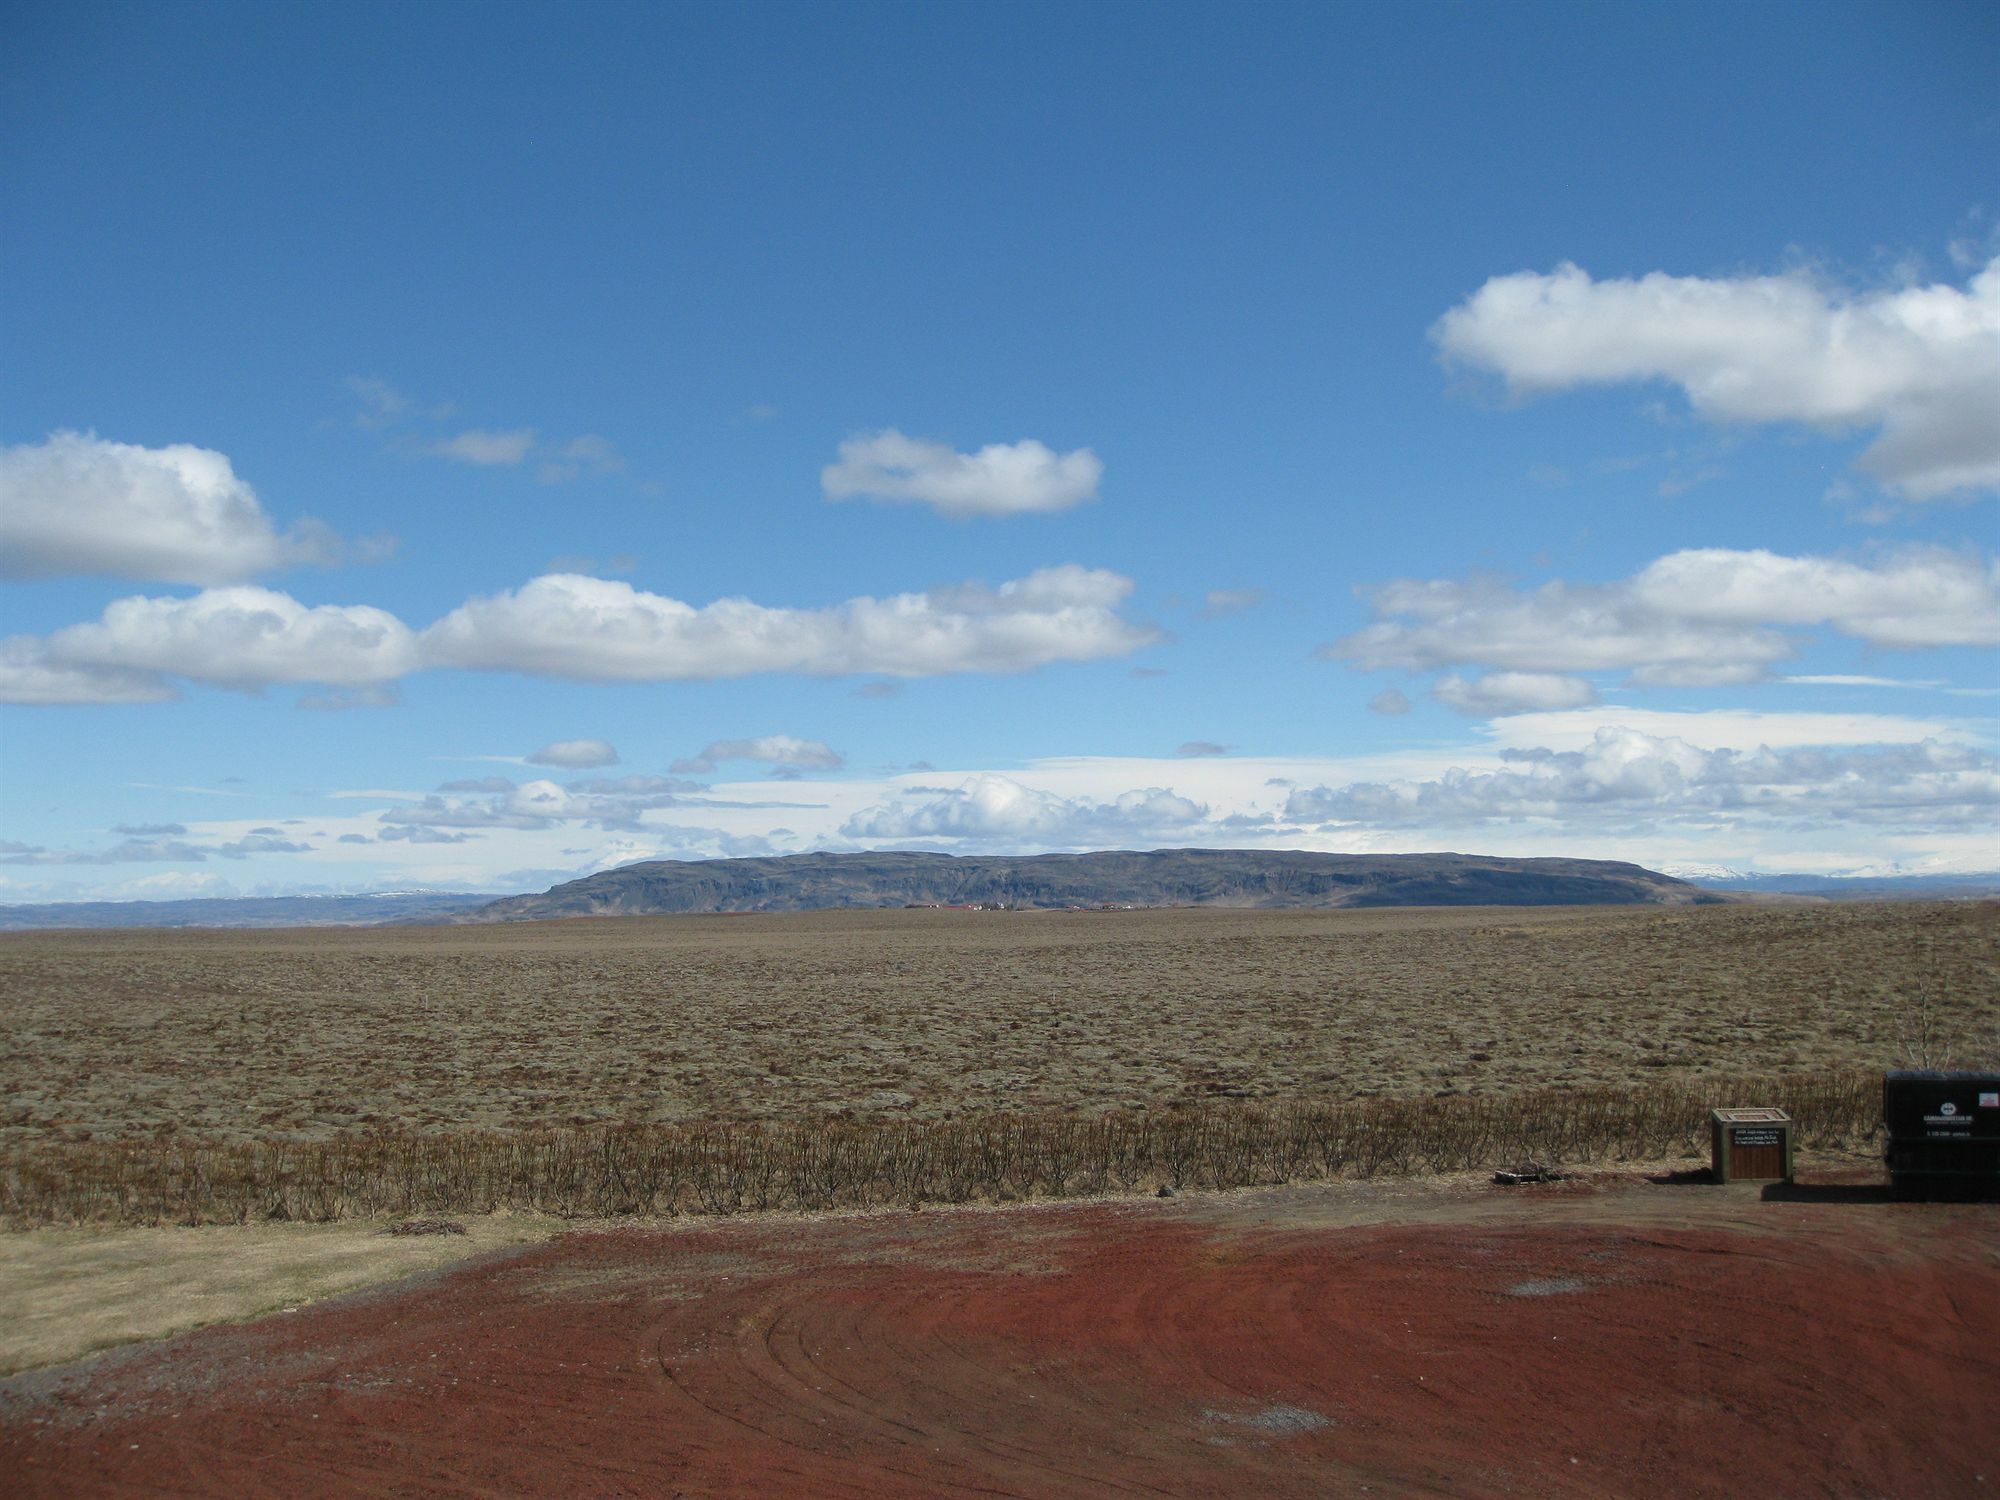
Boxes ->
[1,900,1990,1225]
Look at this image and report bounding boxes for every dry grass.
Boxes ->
[1,902,1992,1148]
[1,900,1991,1227]
[0,1213,560,1375]
[0,1071,1883,1227]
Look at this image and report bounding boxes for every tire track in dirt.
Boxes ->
[644,1259,1186,1496]
[4,1187,1995,1498]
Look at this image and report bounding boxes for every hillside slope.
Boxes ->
[464,849,1709,921]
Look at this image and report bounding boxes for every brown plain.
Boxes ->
[4,900,1993,1148]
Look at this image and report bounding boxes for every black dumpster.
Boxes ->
[1882,1070,2000,1201]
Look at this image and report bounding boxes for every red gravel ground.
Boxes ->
[4,1174,1996,1498]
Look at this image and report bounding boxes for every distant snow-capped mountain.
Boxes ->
[1660,863,1756,882]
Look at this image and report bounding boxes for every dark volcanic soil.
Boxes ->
[4,1173,1995,1498]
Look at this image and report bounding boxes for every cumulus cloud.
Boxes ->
[1368,689,1412,716]
[1331,573,1786,687]
[842,774,1207,846]
[35,587,420,691]
[1326,547,1998,696]
[4,565,1159,703]
[527,738,620,769]
[432,428,536,466]
[1284,728,1997,834]
[822,430,1102,518]
[0,638,176,705]
[1432,671,1599,716]
[1628,548,2000,648]
[422,566,1158,680]
[0,431,340,584]
[672,736,843,775]
[1432,257,2000,498]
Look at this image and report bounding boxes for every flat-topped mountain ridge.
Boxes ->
[465,848,1709,920]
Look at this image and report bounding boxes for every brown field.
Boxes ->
[3,902,1995,1495]
[2,901,1993,1150]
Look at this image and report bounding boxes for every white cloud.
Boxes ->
[0,829,311,864]
[1630,548,2000,647]
[527,738,620,769]
[1432,256,2000,498]
[422,566,1158,679]
[1479,707,1965,753]
[379,771,744,836]
[0,638,176,705]
[822,430,1102,517]
[1285,728,1997,834]
[1432,671,1598,716]
[1327,547,1998,695]
[378,826,477,845]
[22,717,2000,900]
[565,774,706,797]
[214,832,313,858]
[1783,674,1938,689]
[672,736,844,775]
[1331,572,1786,686]
[39,587,420,690]
[379,791,557,832]
[0,431,339,584]
[2,566,1159,703]
[1367,688,1412,716]
[432,428,537,466]
[1,836,209,865]
[841,773,1207,846]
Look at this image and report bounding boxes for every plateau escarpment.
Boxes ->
[466,848,1708,921]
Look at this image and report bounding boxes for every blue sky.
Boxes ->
[3,0,1996,899]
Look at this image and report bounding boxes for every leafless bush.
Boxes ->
[0,1070,1880,1228]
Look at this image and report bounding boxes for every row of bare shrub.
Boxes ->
[0,1070,1879,1227]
